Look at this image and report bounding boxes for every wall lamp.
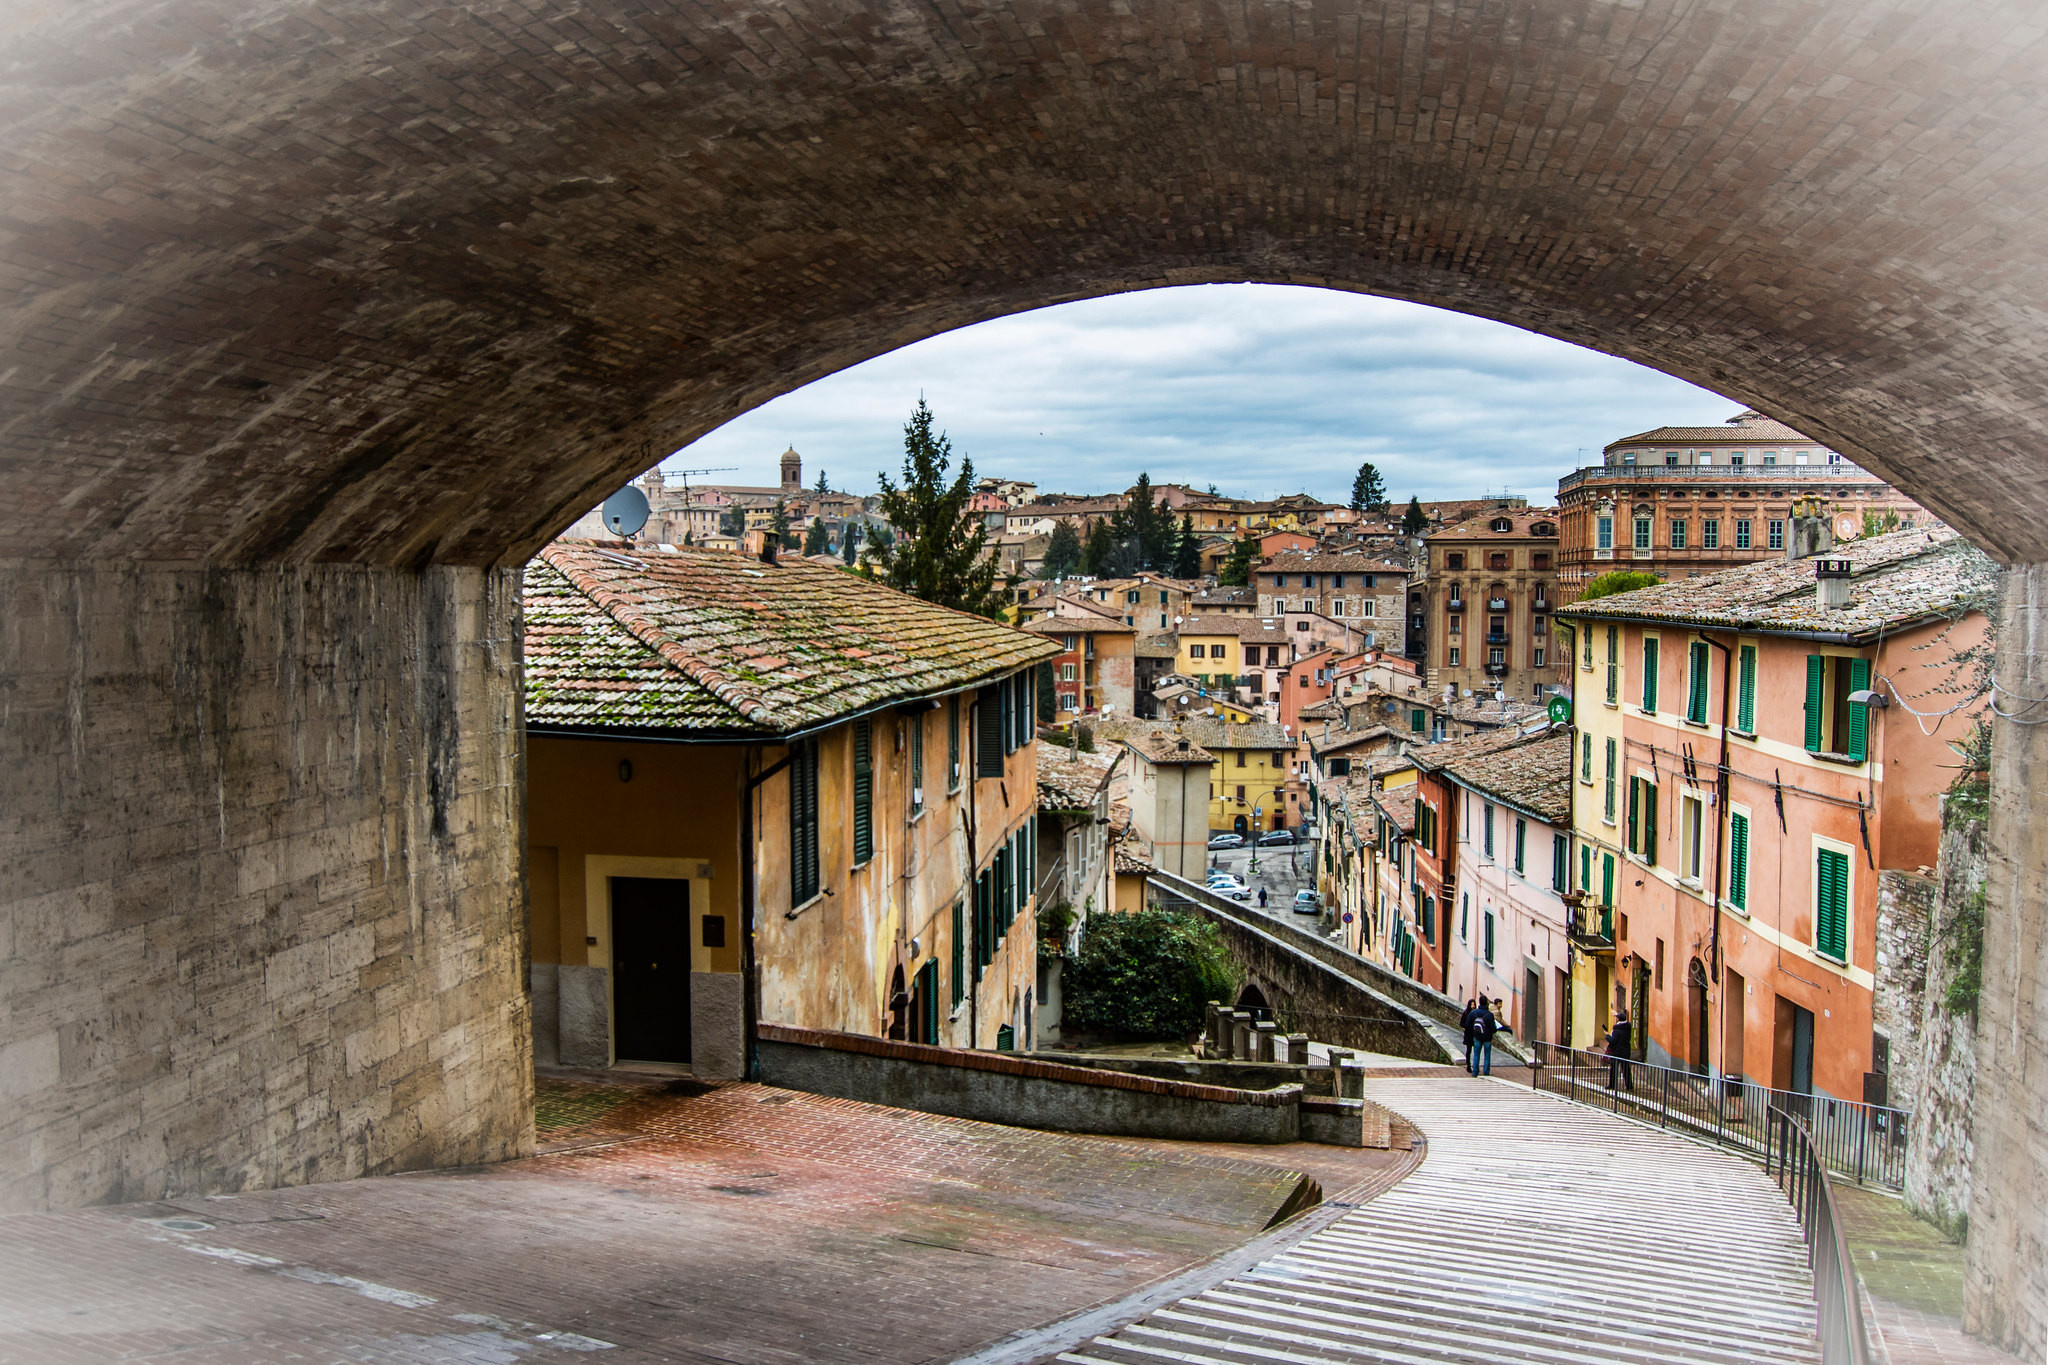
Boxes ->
[1847,689,1890,709]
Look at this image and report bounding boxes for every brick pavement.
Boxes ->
[0,1078,1415,1364]
[1835,1185,2028,1365]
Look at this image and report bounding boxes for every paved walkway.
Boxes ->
[1835,1184,2028,1365]
[1057,1076,1822,1365]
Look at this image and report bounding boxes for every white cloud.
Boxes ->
[663,284,1740,504]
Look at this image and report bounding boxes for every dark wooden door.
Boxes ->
[611,877,691,1064]
[1789,1003,1815,1096]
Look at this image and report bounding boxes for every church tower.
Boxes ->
[780,445,802,494]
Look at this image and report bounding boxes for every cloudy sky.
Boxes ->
[664,284,1741,504]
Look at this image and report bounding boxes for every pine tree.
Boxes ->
[815,470,829,494]
[1217,533,1257,586]
[1037,662,1057,723]
[719,505,744,538]
[803,516,828,556]
[1081,520,1115,576]
[771,499,795,548]
[842,521,862,564]
[1350,462,1387,513]
[1042,519,1083,578]
[1173,514,1202,578]
[869,399,1009,619]
[1401,496,1428,536]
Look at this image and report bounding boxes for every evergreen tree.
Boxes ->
[1172,514,1202,578]
[771,499,796,548]
[1037,662,1057,723]
[842,521,863,564]
[1350,462,1387,513]
[1400,496,1428,536]
[719,505,744,538]
[803,516,828,556]
[869,399,1009,619]
[1042,519,1083,578]
[815,470,829,494]
[1080,519,1115,576]
[1217,533,1257,586]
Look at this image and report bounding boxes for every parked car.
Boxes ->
[1207,873,1247,891]
[1293,890,1321,914]
[1213,884,1254,902]
[1255,830,1296,847]
[1207,833,1245,849]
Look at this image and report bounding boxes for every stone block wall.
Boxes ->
[0,563,534,1211]
[1874,868,1936,1111]
[1901,817,1986,1241]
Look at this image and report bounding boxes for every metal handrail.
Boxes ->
[1522,1042,1909,1192]
[1769,1107,1875,1365]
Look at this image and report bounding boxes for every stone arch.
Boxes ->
[1235,982,1272,1021]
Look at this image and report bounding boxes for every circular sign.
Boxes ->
[601,485,651,537]
[1342,912,1354,923]
[1547,695,1572,724]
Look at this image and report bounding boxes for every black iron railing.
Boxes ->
[1769,1107,1875,1365]
[1523,1042,1909,1191]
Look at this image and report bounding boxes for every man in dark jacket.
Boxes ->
[1606,1011,1635,1091]
[1468,1000,1497,1077]
[1459,999,1479,1072]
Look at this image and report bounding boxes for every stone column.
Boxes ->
[1231,1011,1253,1060]
[1966,564,2048,1359]
[1285,1033,1309,1065]
[0,563,534,1212]
[1253,1020,1278,1061]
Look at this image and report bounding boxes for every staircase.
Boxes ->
[1058,1077,1821,1365]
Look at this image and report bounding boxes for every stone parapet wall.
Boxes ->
[1900,818,1984,1241]
[0,563,534,1211]
[1874,868,1936,1111]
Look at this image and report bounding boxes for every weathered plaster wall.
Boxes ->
[0,563,532,1212]
[1966,566,2048,1358]
[1901,817,1985,1241]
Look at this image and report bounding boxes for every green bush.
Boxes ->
[1061,906,1239,1040]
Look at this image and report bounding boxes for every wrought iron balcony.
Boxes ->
[1446,598,1465,611]
[1483,661,1509,676]
[1488,597,1510,610]
[1567,902,1615,951]
[1485,632,1509,645]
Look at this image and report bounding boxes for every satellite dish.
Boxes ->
[601,485,651,538]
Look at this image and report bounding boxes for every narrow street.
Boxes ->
[1202,842,1320,924]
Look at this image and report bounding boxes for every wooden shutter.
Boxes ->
[948,695,961,788]
[1515,819,1526,874]
[975,870,993,970]
[1626,777,1639,853]
[1845,657,1872,761]
[1604,738,1617,821]
[951,901,965,1005]
[1553,833,1568,892]
[1601,853,1615,908]
[790,740,819,906]
[1737,645,1757,733]
[1688,642,1710,724]
[1816,847,1850,961]
[976,685,1004,777]
[1642,638,1659,712]
[1642,783,1656,867]
[1803,655,1826,751]
[1581,844,1591,892]
[852,720,873,865]
[1728,813,1749,912]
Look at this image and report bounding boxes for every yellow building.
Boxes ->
[1178,718,1294,836]
[524,540,1059,1074]
[1561,610,1626,1049]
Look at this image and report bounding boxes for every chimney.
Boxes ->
[1786,498,1835,559]
[1815,558,1854,610]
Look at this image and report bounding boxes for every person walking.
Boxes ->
[1605,1010,1635,1091]
[1257,886,1268,909]
[1469,999,1497,1077]
[1459,999,1480,1072]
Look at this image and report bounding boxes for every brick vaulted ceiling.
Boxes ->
[2,1,2045,568]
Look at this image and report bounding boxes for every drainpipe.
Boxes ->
[1699,632,1734,1087]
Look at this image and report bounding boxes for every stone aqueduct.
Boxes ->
[1,0,2044,1352]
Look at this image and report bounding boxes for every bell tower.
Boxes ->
[780,445,802,494]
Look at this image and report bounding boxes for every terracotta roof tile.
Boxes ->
[1123,730,1214,764]
[525,542,1059,738]
[1431,731,1573,825]
[1037,747,1118,810]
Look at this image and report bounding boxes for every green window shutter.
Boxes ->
[1604,737,1617,821]
[951,901,966,1006]
[1642,638,1659,712]
[790,739,820,906]
[1845,657,1872,761]
[1737,645,1757,733]
[1553,833,1568,892]
[1483,912,1494,964]
[948,696,961,789]
[1688,642,1710,725]
[1601,853,1615,908]
[976,685,1005,777]
[1816,847,1850,961]
[1803,655,1826,751]
[852,720,874,865]
[1626,777,1639,852]
[1733,812,1753,905]
[1410,707,1424,733]
[1514,819,1526,874]
[1642,783,1656,867]
[1581,844,1591,892]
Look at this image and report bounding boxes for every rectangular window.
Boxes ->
[974,869,993,971]
[1816,847,1851,962]
[910,713,925,817]
[1514,818,1527,875]
[1602,852,1616,908]
[1737,645,1757,733]
[1580,733,1593,783]
[1768,518,1785,550]
[1641,637,1659,713]
[951,901,965,1006]
[977,684,1005,777]
[1845,656,1872,762]
[1581,843,1592,893]
[790,738,820,906]
[1735,519,1753,550]
[1460,893,1469,941]
[852,719,875,865]
[1582,627,1593,670]
[1603,737,1618,823]
[1060,663,1075,681]
[1681,792,1703,881]
[1626,776,1658,864]
[1687,641,1711,725]
[1605,625,1619,704]
[1727,812,1750,913]
[1410,708,1425,733]
[1448,647,1461,667]
[949,695,961,789]
[1634,517,1653,551]
[1483,804,1495,858]
[1552,833,1569,892]
[1596,516,1614,551]
[1703,519,1721,549]
[1014,671,1032,749]
[1483,911,1495,965]
[1804,653,1827,751]
[1670,519,1688,549]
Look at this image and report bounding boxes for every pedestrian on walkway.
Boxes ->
[1468,1000,1497,1077]
[1460,999,1480,1071]
[1605,1010,1635,1091]
[1258,887,1268,909]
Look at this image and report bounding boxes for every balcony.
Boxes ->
[1484,632,1509,645]
[1532,598,1551,612]
[1487,598,1509,611]
[1567,900,1615,952]
[1483,662,1509,676]
[1445,598,1465,612]
[1557,462,1882,493]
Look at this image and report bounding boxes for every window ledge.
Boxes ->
[1678,876,1702,890]
[785,890,829,921]
[1603,701,1620,710]
[1681,718,1712,731]
[1810,751,1866,767]
[1730,729,1757,742]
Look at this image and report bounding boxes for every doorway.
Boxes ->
[1630,959,1651,1062]
[1789,1003,1815,1096]
[610,877,691,1064]
[1724,967,1747,1094]
[1523,965,1543,1046]
[1687,958,1710,1075]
